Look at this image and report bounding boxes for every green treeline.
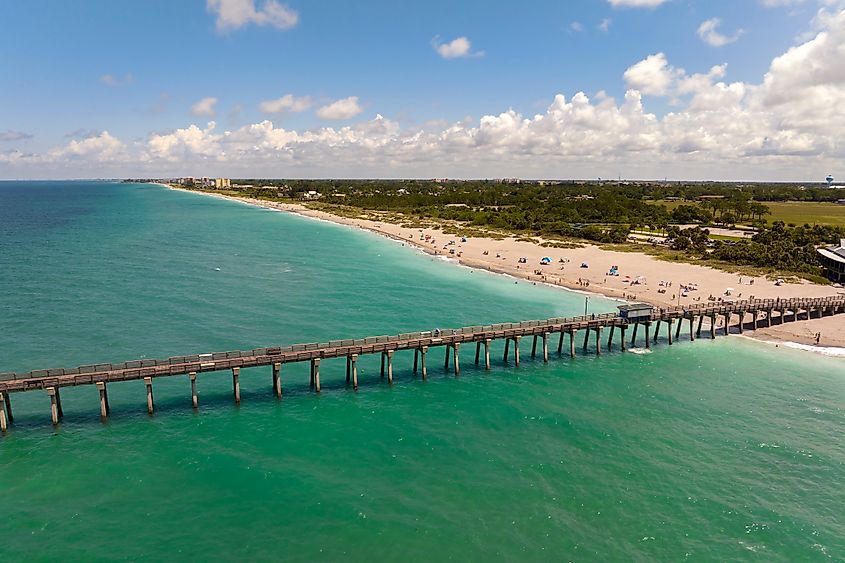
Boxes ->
[222,179,845,278]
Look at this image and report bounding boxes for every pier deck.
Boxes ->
[1,296,843,431]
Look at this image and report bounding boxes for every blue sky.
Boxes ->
[1,0,843,180]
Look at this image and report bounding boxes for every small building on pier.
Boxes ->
[617,303,654,321]
[817,239,845,283]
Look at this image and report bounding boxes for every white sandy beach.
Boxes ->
[167,186,845,350]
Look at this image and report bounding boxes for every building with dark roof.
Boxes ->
[817,239,845,283]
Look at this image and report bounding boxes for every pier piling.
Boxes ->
[583,328,590,352]
[311,359,321,393]
[620,325,627,352]
[514,336,521,366]
[351,354,359,389]
[419,347,428,380]
[189,372,198,409]
[668,319,674,345]
[653,320,661,342]
[3,391,12,424]
[542,334,549,363]
[484,339,491,370]
[607,325,615,350]
[558,331,565,354]
[631,323,639,347]
[475,342,481,365]
[145,377,154,414]
[0,392,8,432]
[531,336,538,358]
[645,322,651,349]
[232,367,241,404]
[386,350,394,383]
[47,387,62,425]
[452,344,460,376]
[569,330,576,358]
[696,316,704,338]
[96,382,110,419]
[595,327,602,356]
[273,363,282,398]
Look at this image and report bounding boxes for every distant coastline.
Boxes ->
[161,183,845,352]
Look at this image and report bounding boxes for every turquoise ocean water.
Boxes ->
[0,181,843,561]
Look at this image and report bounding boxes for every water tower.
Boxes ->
[827,175,835,188]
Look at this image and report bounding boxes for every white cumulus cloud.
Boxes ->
[191,97,218,117]
[432,36,484,59]
[207,0,299,31]
[259,94,313,114]
[316,97,363,120]
[623,53,684,95]
[697,18,744,47]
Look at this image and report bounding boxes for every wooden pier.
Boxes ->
[1,296,843,432]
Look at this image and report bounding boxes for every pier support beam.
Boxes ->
[738,312,745,334]
[232,367,241,404]
[189,372,198,409]
[645,322,651,349]
[484,339,491,370]
[631,323,639,347]
[767,309,773,328]
[272,363,282,398]
[675,317,683,341]
[696,315,704,339]
[595,327,602,356]
[311,359,321,393]
[3,392,12,424]
[653,320,661,343]
[724,314,731,335]
[47,387,63,425]
[144,377,154,414]
[386,350,395,383]
[689,317,695,341]
[419,347,428,380]
[569,330,576,359]
[503,338,510,363]
[583,328,590,352]
[607,325,615,350]
[413,350,419,374]
[452,344,460,376]
[351,354,359,389]
[513,336,521,367]
[0,392,8,432]
[667,319,674,345]
[620,326,627,352]
[444,346,451,370]
[531,335,538,358]
[475,342,481,365]
[542,334,549,363]
[710,315,716,339]
[96,382,110,419]
[558,331,565,354]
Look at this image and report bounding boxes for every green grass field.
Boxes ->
[764,201,845,227]
[649,200,845,227]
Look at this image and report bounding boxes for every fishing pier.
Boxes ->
[1,296,843,432]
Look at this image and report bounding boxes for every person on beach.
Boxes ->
[816,332,821,345]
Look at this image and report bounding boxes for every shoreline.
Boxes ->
[163,184,845,353]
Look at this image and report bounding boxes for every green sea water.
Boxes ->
[1,181,843,561]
